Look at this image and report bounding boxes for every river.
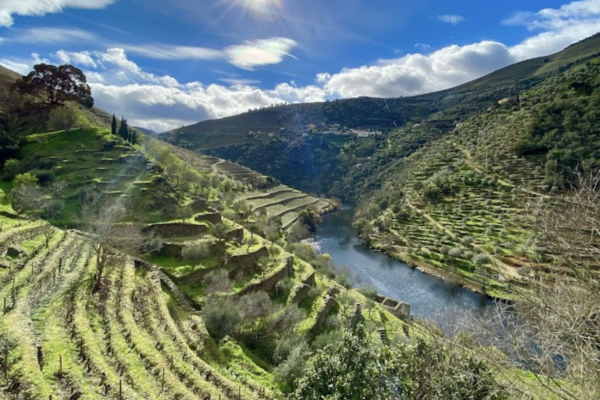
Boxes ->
[304,208,494,329]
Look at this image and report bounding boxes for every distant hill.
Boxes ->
[167,32,600,150]
[134,126,158,136]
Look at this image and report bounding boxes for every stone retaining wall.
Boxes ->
[238,263,287,296]
[144,223,207,239]
[230,246,268,264]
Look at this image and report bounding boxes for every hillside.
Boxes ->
[157,32,600,300]
[163,33,600,198]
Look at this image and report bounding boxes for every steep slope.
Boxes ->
[352,53,600,299]
[163,33,600,198]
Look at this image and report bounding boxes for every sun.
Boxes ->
[240,0,282,16]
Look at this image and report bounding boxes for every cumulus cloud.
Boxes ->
[0,0,117,27]
[224,37,298,69]
[55,50,97,67]
[2,47,322,132]
[320,0,600,98]
[436,14,465,25]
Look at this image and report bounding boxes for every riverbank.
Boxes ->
[368,239,516,302]
[308,208,495,320]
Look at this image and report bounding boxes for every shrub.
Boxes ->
[274,334,308,365]
[462,236,474,245]
[473,253,492,266]
[202,297,241,342]
[448,247,464,258]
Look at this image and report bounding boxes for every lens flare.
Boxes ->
[240,0,282,16]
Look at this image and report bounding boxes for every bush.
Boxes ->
[202,297,241,342]
[182,242,212,266]
[473,253,492,266]
[274,334,308,365]
[1,159,20,180]
[274,346,307,391]
[448,247,464,258]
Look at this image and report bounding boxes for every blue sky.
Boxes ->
[1,0,600,131]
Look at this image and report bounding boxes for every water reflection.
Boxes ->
[306,208,494,331]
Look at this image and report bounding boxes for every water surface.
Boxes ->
[305,208,493,327]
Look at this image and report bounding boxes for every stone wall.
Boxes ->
[314,295,338,332]
[195,212,222,225]
[158,243,184,258]
[230,246,268,264]
[190,198,208,211]
[144,223,207,239]
[133,258,198,313]
[288,272,316,304]
[238,264,287,296]
[227,228,244,243]
[375,294,411,320]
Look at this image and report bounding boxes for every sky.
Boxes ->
[1,0,600,132]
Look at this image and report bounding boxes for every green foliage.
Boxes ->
[14,172,39,187]
[181,242,212,266]
[293,327,509,400]
[111,114,117,135]
[13,63,93,107]
[202,296,241,342]
[1,158,20,180]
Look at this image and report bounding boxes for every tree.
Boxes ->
[47,106,80,133]
[202,269,233,296]
[292,327,508,399]
[118,116,129,140]
[212,223,229,243]
[13,64,93,107]
[181,242,212,266]
[82,200,144,293]
[111,114,117,135]
[202,296,241,342]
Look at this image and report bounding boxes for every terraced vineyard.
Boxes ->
[162,145,333,230]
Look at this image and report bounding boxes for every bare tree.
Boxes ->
[83,199,144,293]
[472,172,600,400]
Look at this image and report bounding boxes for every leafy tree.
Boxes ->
[13,64,93,107]
[111,114,117,135]
[293,327,509,400]
[181,242,212,266]
[202,269,233,296]
[14,172,39,187]
[1,159,20,180]
[47,106,80,133]
[202,296,241,342]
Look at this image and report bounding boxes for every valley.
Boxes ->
[0,27,599,400]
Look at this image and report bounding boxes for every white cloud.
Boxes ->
[436,14,465,25]
[124,44,224,61]
[0,58,30,75]
[124,37,298,69]
[56,50,97,67]
[319,0,600,98]
[224,37,298,70]
[0,0,117,27]
[4,27,96,44]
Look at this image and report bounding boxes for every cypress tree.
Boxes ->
[111,114,117,135]
[131,131,137,145]
[118,116,128,140]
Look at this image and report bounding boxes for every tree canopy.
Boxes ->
[13,64,94,108]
